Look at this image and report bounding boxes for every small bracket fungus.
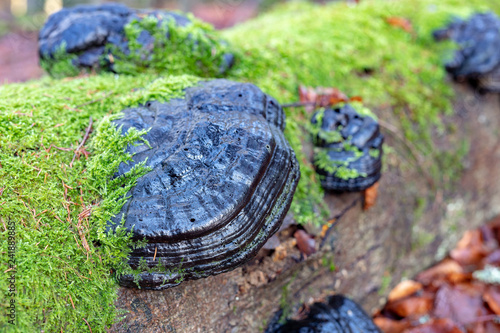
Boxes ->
[433,12,500,92]
[266,295,381,333]
[38,3,234,77]
[110,80,300,290]
[310,103,383,192]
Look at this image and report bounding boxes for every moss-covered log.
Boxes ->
[2,0,500,332]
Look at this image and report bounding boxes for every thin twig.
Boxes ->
[45,144,72,153]
[68,294,75,309]
[282,101,317,108]
[320,197,360,249]
[70,117,93,168]
[82,318,93,333]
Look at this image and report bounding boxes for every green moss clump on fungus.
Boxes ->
[41,12,231,79]
[107,14,231,77]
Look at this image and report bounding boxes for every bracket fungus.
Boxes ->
[110,79,300,290]
[38,3,234,77]
[310,103,383,192]
[433,12,500,91]
[266,295,381,333]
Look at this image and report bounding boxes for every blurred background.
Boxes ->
[0,0,331,83]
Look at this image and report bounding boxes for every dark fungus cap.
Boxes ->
[433,12,500,80]
[110,79,300,290]
[311,103,383,192]
[266,294,382,333]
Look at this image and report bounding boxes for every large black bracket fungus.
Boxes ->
[111,79,300,290]
[433,12,500,92]
[266,295,382,333]
[38,2,234,76]
[311,103,383,192]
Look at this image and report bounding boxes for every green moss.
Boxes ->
[40,43,80,79]
[369,148,381,159]
[0,73,199,332]
[278,273,297,323]
[321,253,336,272]
[108,14,231,77]
[378,271,393,296]
[313,148,366,180]
[41,13,231,79]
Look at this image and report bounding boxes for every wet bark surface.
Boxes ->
[111,83,500,332]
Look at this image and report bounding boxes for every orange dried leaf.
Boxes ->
[373,316,410,333]
[416,259,468,286]
[363,182,379,210]
[297,85,350,112]
[388,280,423,302]
[386,17,413,33]
[451,230,491,266]
[385,294,433,317]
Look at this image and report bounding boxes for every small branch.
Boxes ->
[282,101,317,108]
[70,117,93,168]
[320,197,360,249]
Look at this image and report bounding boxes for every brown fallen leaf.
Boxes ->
[385,293,433,318]
[363,181,379,210]
[294,230,316,256]
[386,17,413,33]
[451,229,491,266]
[434,283,487,325]
[403,318,462,333]
[298,85,350,112]
[388,280,423,302]
[416,258,470,286]
[373,316,411,333]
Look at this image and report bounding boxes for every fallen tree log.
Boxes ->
[3,1,500,332]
